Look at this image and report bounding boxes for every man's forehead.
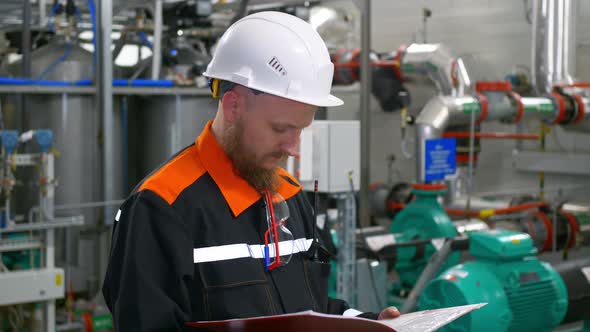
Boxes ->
[260,91,317,111]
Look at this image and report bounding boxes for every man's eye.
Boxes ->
[273,126,287,133]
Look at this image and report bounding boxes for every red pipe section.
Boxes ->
[411,183,447,191]
[475,92,489,124]
[573,94,586,124]
[530,211,555,252]
[388,200,549,219]
[553,82,590,89]
[445,202,549,218]
[560,210,579,249]
[443,132,540,140]
[508,91,525,123]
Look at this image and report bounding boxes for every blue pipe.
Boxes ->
[74,7,84,24]
[47,2,62,33]
[137,32,154,50]
[87,0,97,74]
[75,79,93,86]
[112,79,173,87]
[0,77,174,87]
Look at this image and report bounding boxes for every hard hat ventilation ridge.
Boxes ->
[268,56,287,77]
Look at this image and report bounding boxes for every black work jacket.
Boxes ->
[103,121,351,331]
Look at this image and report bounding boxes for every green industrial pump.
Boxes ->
[418,229,569,332]
[390,185,459,289]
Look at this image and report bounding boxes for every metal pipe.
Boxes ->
[151,0,163,80]
[466,89,476,214]
[521,97,560,122]
[22,0,32,79]
[359,0,371,228]
[563,0,577,80]
[532,0,577,95]
[39,0,47,27]
[20,0,32,139]
[414,96,476,182]
[400,238,455,313]
[98,0,114,297]
[401,43,472,97]
[455,58,472,97]
[414,95,557,182]
[44,153,56,332]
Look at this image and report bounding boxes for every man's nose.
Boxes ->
[280,131,301,158]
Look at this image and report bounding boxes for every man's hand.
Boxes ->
[377,306,401,320]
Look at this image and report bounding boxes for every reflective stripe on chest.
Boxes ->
[193,238,313,263]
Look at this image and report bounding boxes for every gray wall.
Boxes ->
[329,0,590,202]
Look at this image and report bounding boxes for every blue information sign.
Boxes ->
[424,138,457,182]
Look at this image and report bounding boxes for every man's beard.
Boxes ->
[222,120,284,193]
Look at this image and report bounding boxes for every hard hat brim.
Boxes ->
[287,93,344,108]
[203,74,345,107]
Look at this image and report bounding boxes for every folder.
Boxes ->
[185,303,486,332]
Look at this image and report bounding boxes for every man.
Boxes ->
[103,11,399,331]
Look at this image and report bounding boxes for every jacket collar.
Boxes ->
[195,121,301,217]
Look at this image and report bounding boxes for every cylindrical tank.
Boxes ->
[133,38,217,178]
[136,95,217,177]
[11,38,124,293]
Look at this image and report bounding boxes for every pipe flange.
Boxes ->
[560,210,579,249]
[475,92,488,124]
[530,211,554,252]
[412,183,447,191]
[573,94,586,124]
[550,92,567,124]
[507,91,524,123]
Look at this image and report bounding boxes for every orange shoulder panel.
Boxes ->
[139,146,206,205]
[276,168,301,201]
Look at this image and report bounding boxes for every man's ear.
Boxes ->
[221,90,241,124]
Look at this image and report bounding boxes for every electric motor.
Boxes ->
[418,230,568,332]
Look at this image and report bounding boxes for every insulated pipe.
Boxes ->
[532,0,577,95]
[401,43,472,97]
[415,95,556,182]
[415,96,468,182]
[521,97,562,122]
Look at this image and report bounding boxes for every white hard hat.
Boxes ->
[203,11,343,107]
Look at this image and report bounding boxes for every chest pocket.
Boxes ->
[198,258,278,320]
